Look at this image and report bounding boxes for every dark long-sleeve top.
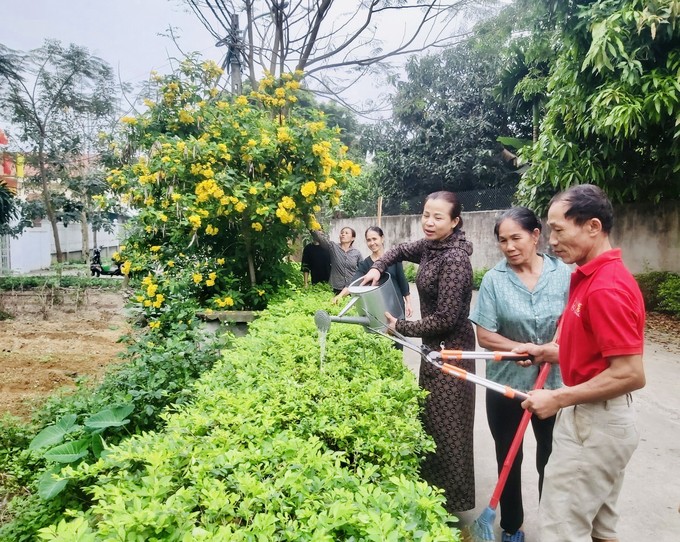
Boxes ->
[311,230,363,290]
[352,255,410,313]
[371,231,475,350]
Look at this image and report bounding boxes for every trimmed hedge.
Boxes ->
[634,271,680,315]
[28,291,460,541]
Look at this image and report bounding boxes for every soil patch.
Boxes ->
[645,311,680,353]
[0,289,129,420]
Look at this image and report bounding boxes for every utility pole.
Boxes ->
[229,14,242,95]
[217,13,243,95]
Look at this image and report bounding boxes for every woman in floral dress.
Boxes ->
[362,191,476,513]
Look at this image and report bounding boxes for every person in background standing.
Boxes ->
[331,226,412,318]
[469,207,571,542]
[361,191,476,514]
[311,226,362,295]
[301,239,331,287]
[521,184,646,542]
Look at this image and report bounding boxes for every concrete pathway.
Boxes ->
[402,289,680,541]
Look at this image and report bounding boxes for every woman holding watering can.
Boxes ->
[362,191,476,513]
[468,207,570,542]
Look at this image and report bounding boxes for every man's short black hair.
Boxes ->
[550,184,614,234]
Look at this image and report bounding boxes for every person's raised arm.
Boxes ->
[310,229,330,250]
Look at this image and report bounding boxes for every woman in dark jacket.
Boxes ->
[362,191,476,513]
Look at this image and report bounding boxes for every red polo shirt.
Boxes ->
[557,249,645,386]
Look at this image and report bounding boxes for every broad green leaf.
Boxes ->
[43,438,90,463]
[37,465,70,500]
[91,434,105,459]
[84,404,134,429]
[29,414,80,450]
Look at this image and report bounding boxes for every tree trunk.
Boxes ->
[80,208,89,263]
[39,143,63,263]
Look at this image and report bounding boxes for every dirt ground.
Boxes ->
[0,288,129,420]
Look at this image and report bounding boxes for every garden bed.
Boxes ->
[0,290,129,419]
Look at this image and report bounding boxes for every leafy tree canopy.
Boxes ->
[517,0,680,212]
[0,40,119,260]
[357,37,524,214]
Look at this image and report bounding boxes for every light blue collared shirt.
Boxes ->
[469,254,571,391]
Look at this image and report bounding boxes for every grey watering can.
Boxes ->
[315,272,404,333]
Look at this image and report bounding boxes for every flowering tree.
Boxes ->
[106,58,360,328]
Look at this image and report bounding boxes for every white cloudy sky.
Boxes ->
[2,0,218,87]
[1,0,491,119]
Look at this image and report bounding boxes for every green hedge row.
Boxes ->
[0,276,122,292]
[634,271,680,315]
[5,290,460,541]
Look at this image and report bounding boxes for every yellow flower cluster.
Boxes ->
[339,159,362,176]
[139,276,166,309]
[195,179,224,203]
[205,224,219,236]
[193,273,203,284]
[214,296,235,308]
[191,163,215,179]
[317,177,337,191]
[200,60,224,79]
[188,214,202,229]
[178,110,195,124]
[300,181,317,197]
[121,261,132,275]
[251,222,263,232]
[149,321,161,330]
[205,272,217,286]
[277,126,292,143]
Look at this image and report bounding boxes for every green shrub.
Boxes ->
[634,271,674,311]
[658,273,680,316]
[403,262,418,283]
[473,268,488,290]
[29,291,460,541]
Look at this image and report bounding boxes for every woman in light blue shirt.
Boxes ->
[469,207,571,542]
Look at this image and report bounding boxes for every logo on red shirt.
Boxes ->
[570,299,582,317]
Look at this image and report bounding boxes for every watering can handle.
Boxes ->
[337,296,361,317]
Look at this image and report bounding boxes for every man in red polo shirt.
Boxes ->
[520,184,646,542]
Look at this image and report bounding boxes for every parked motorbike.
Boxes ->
[90,247,122,277]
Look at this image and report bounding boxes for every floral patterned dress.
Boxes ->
[372,230,476,512]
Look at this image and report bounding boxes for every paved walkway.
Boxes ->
[402,289,680,541]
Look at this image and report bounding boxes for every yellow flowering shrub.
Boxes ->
[108,58,361,312]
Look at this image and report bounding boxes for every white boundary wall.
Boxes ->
[3,220,125,274]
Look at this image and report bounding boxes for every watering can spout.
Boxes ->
[314,309,370,332]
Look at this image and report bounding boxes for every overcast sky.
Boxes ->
[2,0,219,87]
[1,1,487,120]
